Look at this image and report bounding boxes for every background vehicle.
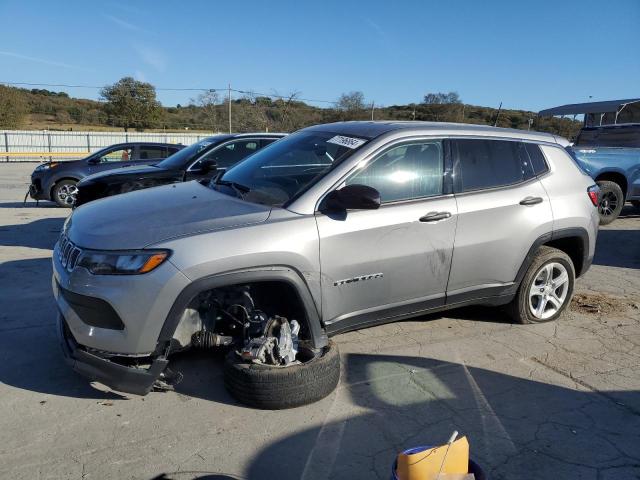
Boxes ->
[540,98,640,224]
[28,142,184,207]
[74,133,285,207]
[54,121,598,409]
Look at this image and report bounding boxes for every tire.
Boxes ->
[53,179,79,208]
[506,246,575,324]
[596,180,624,225]
[223,341,340,409]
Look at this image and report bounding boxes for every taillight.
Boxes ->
[587,185,600,207]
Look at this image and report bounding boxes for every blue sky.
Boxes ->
[0,0,638,111]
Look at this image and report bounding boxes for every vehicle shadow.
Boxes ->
[0,257,124,400]
[0,201,60,209]
[593,229,640,269]
[0,217,65,249]
[245,353,640,480]
[619,204,639,220]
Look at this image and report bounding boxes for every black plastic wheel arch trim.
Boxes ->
[514,227,592,285]
[156,266,328,353]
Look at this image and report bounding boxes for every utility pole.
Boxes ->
[228,83,232,133]
[371,101,375,121]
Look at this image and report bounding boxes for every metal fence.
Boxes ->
[0,130,217,162]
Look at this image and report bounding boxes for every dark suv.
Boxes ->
[74,133,285,207]
[28,142,184,207]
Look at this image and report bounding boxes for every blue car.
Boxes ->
[540,98,640,224]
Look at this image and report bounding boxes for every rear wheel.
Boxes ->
[596,180,624,225]
[507,246,575,324]
[53,179,78,208]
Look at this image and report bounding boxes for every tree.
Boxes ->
[0,86,27,129]
[423,92,462,105]
[100,77,162,131]
[193,90,221,132]
[336,91,366,120]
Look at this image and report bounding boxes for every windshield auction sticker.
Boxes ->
[327,135,366,149]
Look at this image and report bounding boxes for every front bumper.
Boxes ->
[57,313,168,395]
[28,178,49,200]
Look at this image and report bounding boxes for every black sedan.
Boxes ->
[74,133,285,207]
[29,142,184,207]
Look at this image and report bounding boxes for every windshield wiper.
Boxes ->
[215,179,251,199]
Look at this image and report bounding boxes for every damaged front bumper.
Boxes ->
[57,313,169,395]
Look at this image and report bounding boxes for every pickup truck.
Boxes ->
[540,99,640,224]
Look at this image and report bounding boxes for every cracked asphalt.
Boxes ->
[1,163,639,480]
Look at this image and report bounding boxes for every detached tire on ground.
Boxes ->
[506,246,575,324]
[596,180,624,225]
[224,341,340,409]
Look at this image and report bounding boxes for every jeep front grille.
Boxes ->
[58,234,82,272]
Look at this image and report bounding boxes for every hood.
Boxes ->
[78,164,162,184]
[67,181,272,249]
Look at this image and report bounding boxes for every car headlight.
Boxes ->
[77,249,170,275]
[34,162,59,172]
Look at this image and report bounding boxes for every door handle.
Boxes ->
[419,211,452,222]
[519,196,543,206]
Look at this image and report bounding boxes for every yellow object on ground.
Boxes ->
[396,436,469,480]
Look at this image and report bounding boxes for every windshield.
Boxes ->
[215,131,368,206]
[156,137,222,170]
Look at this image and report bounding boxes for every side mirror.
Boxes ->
[200,158,218,174]
[87,157,100,165]
[320,184,381,212]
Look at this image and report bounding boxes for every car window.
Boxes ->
[261,138,279,148]
[346,140,444,203]
[138,146,167,160]
[524,143,549,175]
[455,139,527,192]
[218,131,367,207]
[168,146,182,154]
[201,139,261,169]
[100,147,133,163]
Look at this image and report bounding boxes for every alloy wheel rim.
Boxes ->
[528,262,569,320]
[58,184,78,205]
[598,191,618,216]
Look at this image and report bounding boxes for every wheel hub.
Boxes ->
[528,262,570,320]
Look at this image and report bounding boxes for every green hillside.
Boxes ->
[0,84,581,139]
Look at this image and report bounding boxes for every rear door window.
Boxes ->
[454,139,528,192]
[138,146,168,160]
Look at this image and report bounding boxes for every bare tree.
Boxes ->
[193,90,221,132]
[423,92,461,105]
[336,91,366,120]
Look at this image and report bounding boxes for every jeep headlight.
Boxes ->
[77,249,170,275]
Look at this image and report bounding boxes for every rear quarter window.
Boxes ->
[524,143,549,175]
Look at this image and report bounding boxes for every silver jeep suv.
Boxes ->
[54,121,600,408]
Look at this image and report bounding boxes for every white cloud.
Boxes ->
[103,13,138,32]
[0,51,90,71]
[133,44,167,72]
